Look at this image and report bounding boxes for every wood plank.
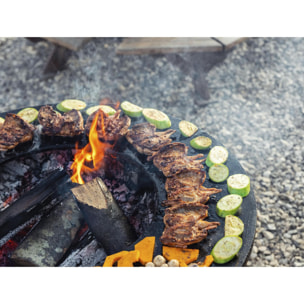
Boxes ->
[43,37,91,51]
[116,37,224,55]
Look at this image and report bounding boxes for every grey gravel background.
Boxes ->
[0,37,303,266]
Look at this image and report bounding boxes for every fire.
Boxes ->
[71,109,114,184]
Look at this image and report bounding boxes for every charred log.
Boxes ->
[71,177,138,255]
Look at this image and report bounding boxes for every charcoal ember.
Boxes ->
[0,150,72,210]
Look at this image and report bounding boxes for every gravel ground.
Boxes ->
[0,37,303,267]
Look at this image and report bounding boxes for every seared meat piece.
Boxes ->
[38,105,84,136]
[165,168,206,193]
[126,122,176,155]
[160,220,220,248]
[161,202,220,248]
[165,186,222,205]
[163,202,209,227]
[0,113,35,151]
[85,109,131,142]
[148,142,205,177]
[38,105,63,134]
[59,110,84,136]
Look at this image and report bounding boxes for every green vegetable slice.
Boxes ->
[121,101,143,117]
[205,146,229,167]
[0,117,4,125]
[211,236,243,264]
[227,174,250,197]
[58,99,87,112]
[86,105,116,116]
[190,136,212,150]
[216,194,243,217]
[56,103,66,112]
[17,107,39,123]
[225,215,244,237]
[178,120,198,137]
[142,108,171,130]
[208,164,229,183]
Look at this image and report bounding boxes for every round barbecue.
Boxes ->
[0,103,257,267]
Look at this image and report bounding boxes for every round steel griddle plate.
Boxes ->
[125,115,257,267]
[0,105,257,266]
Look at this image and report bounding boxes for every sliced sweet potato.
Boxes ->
[199,255,214,267]
[117,250,140,267]
[103,251,129,267]
[162,246,199,266]
[134,236,155,265]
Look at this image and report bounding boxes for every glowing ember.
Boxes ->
[71,109,114,184]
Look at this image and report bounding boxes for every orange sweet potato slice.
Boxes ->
[199,255,214,267]
[117,250,140,267]
[162,246,199,266]
[103,251,129,267]
[134,236,155,265]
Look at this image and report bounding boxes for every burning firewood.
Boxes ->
[71,177,137,254]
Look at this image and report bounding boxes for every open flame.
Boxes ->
[71,109,114,184]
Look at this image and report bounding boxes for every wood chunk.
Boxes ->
[71,177,137,254]
[10,193,83,266]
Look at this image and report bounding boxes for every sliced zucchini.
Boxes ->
[121,101,143,117]
[227,174,250,197]
[179,120,198,137]
[142,108,171,130]
[56,103,66,112]
[208,164,229,183]
[17,107,39,123]
[216,194,243,217]
[205,146,229,167]
[190,136,212,150]
[211,236,243,264]
[86,105,116,116]
[225,215,244,237]
[58,99,87,112]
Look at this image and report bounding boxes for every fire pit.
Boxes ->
[0,103,257,267]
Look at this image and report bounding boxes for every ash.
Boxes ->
[0,150,72,211]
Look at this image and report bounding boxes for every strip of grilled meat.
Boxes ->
[163,202,209,227]
[148,142,205,177]
[160,202,220,248]
[165,168,206,193]
[0,113,35,151]
[163,168,222,207]
[126,122,176,155]
[38,105,84,136]
[85,109,131,142]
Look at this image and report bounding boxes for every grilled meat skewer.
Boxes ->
[0,113,35,151]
